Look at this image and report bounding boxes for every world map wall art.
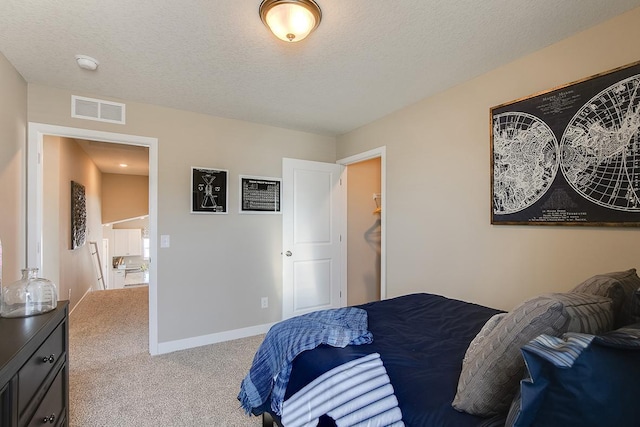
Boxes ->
[491,60,640,226]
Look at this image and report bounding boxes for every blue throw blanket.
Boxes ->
[238,307,373,416]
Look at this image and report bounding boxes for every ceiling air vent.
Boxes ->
[71,95,126,124]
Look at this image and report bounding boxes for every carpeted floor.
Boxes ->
[69,287,263,426]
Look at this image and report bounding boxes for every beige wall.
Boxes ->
[337,7,640,311]
[347,158,381,305]
[28,85,336,343]
[102,173,149,224]
[0,52,27,284]
[43,136,103,310]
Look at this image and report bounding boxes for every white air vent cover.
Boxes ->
[71,95,126,124]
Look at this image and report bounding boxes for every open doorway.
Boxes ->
[345,157,381,305]
[42,136,150,296]
[338,147,386,305]
[27,123,160,355]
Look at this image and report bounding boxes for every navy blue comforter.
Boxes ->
[284,293,504,426]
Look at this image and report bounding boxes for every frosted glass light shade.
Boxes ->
[260,0,322,42]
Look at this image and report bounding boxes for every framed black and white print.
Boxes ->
[191,167,228,214]
[239,175,281,214]
[71,180,87,249]
[491,60,640,226]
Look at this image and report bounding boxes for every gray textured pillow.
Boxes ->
[562,292,614,335]
[570,268,640,328]
[452,292,613,417]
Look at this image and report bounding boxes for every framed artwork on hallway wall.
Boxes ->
[71,180,87,249]
[191,167,228,214]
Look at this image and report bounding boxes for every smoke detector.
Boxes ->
[75,55,99,71]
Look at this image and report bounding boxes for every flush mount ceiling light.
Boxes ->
[75,54,99,71]
[259,0,322,42]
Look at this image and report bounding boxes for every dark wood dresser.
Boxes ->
[0,302,69,427]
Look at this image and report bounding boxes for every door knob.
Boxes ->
[285,251,292,257]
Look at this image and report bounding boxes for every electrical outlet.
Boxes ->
[68,289,72,300]
[261,297,268,309]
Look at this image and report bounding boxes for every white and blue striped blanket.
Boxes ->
[281,353,404,427]
[238,307,373,416]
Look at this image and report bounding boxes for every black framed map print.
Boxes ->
[491,60,640,226]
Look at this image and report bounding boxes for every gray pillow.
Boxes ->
[452,292,612,417]
[570,268,640,328]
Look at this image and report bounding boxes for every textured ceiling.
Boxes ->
[1,0,640,136]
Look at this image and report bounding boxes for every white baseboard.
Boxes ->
[156,322,275,355]
[69,287,93,316]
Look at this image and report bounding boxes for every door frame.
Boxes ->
[337,146,387,300]
[27,122,160,355]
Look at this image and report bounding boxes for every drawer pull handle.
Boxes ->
[41,354,55,364]
[42,414,55,423]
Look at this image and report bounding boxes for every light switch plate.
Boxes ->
[160,235,170,248]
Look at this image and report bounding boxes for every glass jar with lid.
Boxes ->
[0,268,58,318]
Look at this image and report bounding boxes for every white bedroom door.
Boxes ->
[282,158,345,319]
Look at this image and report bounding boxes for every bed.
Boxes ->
[285,293,509,426]
[243,293,506,426]
[240,268,640,427]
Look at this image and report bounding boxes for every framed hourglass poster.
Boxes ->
[191,167,228,214]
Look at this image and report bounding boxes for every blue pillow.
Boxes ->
[507,324,640,427]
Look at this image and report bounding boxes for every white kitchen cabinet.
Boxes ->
[113,229,142,256]
[112,269,125,289]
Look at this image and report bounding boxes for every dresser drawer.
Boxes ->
[18,321,65,414]
[25,367,64,427]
